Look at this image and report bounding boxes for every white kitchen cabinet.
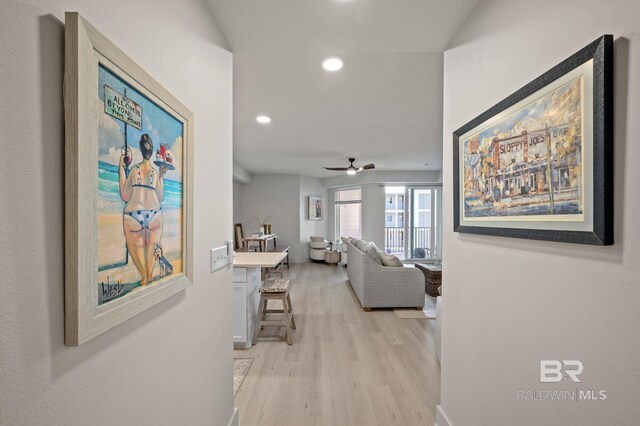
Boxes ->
[232,266,261,348]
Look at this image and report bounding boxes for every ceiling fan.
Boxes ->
[324,158,375,175]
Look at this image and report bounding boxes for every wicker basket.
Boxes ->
[414,263,442,297]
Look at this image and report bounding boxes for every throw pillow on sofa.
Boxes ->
[359,241,370,252]
[353,239,367,251]
[363,243,382,265]
[378,251,403,267]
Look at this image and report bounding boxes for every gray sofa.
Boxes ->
[346,240,425,311]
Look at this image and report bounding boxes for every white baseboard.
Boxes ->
[227,407,239,426]
[435,405,452,426]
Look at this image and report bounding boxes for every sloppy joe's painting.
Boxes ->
[97,64,183,304]
[461,76,584,220]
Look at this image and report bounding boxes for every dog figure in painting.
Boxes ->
[154,244,174,278]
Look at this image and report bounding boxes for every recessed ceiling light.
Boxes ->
[322,57,343,72]
[256,115,271,124]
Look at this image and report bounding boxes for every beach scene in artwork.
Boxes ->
[462,76,584,220]
[97,64,183,305]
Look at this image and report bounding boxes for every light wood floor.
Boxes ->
[233,262,441,426]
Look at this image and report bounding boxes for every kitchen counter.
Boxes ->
[233,251,287,268]
[232,250,287,349]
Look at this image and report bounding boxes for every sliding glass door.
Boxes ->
[384,185,441,260]
[408,186,441,260]
[384,186,405,256]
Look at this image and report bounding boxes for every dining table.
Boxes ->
[242,233,279,252]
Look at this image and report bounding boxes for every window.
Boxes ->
[336,188,361,202]
[418,211,429,227]
[418,193,430,210]
[335,187,362,239]
[384,185,442,260]
[383,186,405,256]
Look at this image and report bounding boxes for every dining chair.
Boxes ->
[234,223,257,252]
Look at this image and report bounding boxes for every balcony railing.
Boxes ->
[384,227,432,258]
[385,227,405,253]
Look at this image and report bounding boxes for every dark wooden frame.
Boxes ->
[453,35,613,245]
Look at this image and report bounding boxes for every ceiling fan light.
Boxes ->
[347,169,357,175]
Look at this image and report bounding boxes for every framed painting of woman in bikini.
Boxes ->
[64,13,194,345]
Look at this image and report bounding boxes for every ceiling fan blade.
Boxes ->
[324,167,349,171]
[356,163,375,172]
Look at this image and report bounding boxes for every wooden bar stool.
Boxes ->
[252,279,296,345]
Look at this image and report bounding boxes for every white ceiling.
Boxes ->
[207,0,480,178]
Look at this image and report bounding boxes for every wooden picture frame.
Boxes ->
[453,35,613,245]
[64,12,194,345]
[308,196,324,220]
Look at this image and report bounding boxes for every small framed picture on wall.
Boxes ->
[309,196,324,220]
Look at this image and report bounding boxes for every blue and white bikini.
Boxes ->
[126,208,161,230]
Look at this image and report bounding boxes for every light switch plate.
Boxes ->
[210,245,228,272]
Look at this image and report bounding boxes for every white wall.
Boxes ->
[0,1,234,425]
[300,176,329,255]
[237,174,329,262]
[238,174,303,260]
[441,1,640,425]
[361,184,386,248]
[233,162,252,184]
